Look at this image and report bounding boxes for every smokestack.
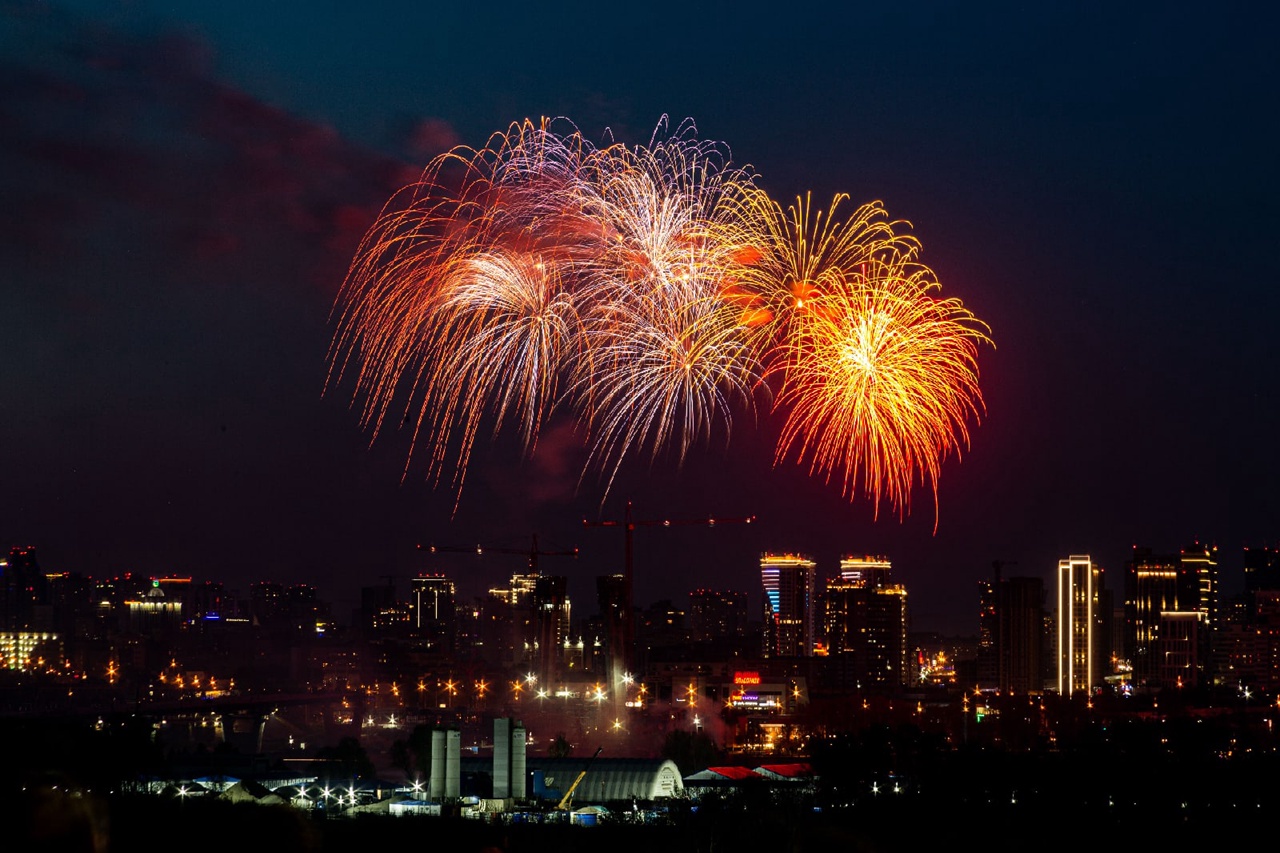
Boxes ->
[429,729,445,799]
[445,729,461,799]
[493,717,511,798]
[511,721,527,800]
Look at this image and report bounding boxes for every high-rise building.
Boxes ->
[597,574,630,685]
[1,547,50,632]
[1179,541,1219,632]
[761,553,816,658]
[1057,554,1102,695]
[486,572,540,668]
[978,569,1047,695]
[250,581,285,628]
[1125,544,1217,685]
[837,555,892,588]
[533,575,570,681]
[1244,546,1280,595]
[411,574,456,652]
[688,589,748,642]
[823,556,908,690]
[1125,547,1179,682]
[1169,543,1216,685]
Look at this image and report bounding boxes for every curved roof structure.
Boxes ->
[460,757,683,803]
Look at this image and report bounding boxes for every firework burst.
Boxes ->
[327,116,990,520]
[771,241,989,521]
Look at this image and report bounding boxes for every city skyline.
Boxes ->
[5,537,1260,642]
[4,3,1277,638]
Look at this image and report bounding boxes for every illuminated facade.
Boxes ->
[125,580,183,636]
[1156,611,1203,689]
[0,631,61,671]
[761,553,816,658]
[1126,547,1179,673]
[1179,542,1218,631]
[1125,544,1217,684]
[411,574,456,651]
[837,555,892,587]
[1057,555,1096,695]
[822,557,909,690]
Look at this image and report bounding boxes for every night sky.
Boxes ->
[4,1,1277,634]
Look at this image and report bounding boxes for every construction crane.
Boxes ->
[557,746,603,811]
[417,534,579,575]
[584,500,755,679]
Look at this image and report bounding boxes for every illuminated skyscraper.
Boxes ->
[1179,542,1218,631]
[1125,547,1179,676]
[761,553,816,658]
[823,556,908,690]
[1057,554,1099,695]
[837,555,892,588]
[411,574,456,652]
[1126,544,1217,685]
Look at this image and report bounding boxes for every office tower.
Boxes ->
[533,575,570,681]
[411,574,456,652]
[977,578,999,687]
[1,547,50,632]
[1160,542,1216,686]
[190,581,227,622]
[1125,547,1179,682]
[823,556,909,690]
[249,581,285,627]
[838,555,892,588]
[1125,544,1216,685]
[689,589,748,642]
[1057,555,1100,695]
[1243,546,1280,596]
[598,574,630,685]
[1179,542,1218,632]
[761,553,816,658]
[1157,611,1202,689]
[360,582,406,637]
[283,584,331,636]
[487,572,540,668]
[978,569,1048,695]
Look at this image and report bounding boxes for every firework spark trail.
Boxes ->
[772,249,990,522]
[327,116,990,519]
[569,122,766,493]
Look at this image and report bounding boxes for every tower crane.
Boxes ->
[417,534,579,575]
[584,500,755,679]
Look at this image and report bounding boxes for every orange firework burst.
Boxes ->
[327,116,991,521]
[771,234,990,521]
